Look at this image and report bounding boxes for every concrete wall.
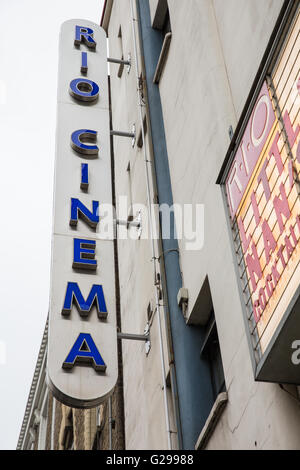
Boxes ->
[157,0,300,449]
[213,0,285,117]
[106,0,300,450]
[149,0,160,24]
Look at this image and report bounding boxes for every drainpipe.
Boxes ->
[130,0,172,450]
[131,0,183,450]
[51,396,56,450]
[108,396,113,450]
[136,0,214,450]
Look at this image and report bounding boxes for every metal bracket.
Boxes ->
[117,323,151,355]
[116,210,142,238]
[108,53,131,78]
[107,56,131,67]
[116,218,140,228]
[110,124,136,147]
[126,53,131,74]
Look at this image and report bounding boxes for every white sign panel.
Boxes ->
[47,19,118,408]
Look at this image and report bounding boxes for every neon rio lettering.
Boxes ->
[233,101,300,324]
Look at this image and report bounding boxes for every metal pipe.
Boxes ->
[110,130,135,138]
[108,396,113,450]
[134,0,184,449]
[130,0,172,450]
[108,57,131,66]
[116,218,140,228]
[117,332,149,341]
[51,396,56,450]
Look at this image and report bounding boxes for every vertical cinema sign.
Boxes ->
[47,20,118,407]
[224,10,300,383]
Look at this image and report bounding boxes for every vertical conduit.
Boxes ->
[51,396,56,450]
[130,0,172,450]
[135,0,215,449]
[108,396,113,450]
[134,1,183,449]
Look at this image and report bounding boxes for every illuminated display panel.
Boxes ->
[224,9,300,378]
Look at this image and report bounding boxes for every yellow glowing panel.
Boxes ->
[226,14,300,358]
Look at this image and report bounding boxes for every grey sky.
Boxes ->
[0,0,104,450]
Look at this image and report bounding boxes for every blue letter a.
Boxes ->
[62,333,106,372]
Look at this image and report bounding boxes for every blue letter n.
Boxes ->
[70,198,99,229]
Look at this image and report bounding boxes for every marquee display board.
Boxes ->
[221,9,300,384]
[47,20,118,407]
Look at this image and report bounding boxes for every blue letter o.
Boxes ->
[69,78,99,102]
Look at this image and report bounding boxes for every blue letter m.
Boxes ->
[62,282,108,319]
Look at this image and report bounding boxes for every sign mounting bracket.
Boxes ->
[111,124,136,147]
[117,323,151,355]
[108,53,131,74]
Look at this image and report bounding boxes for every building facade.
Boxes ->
[18,0,300,450]
[17,321,125,450]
